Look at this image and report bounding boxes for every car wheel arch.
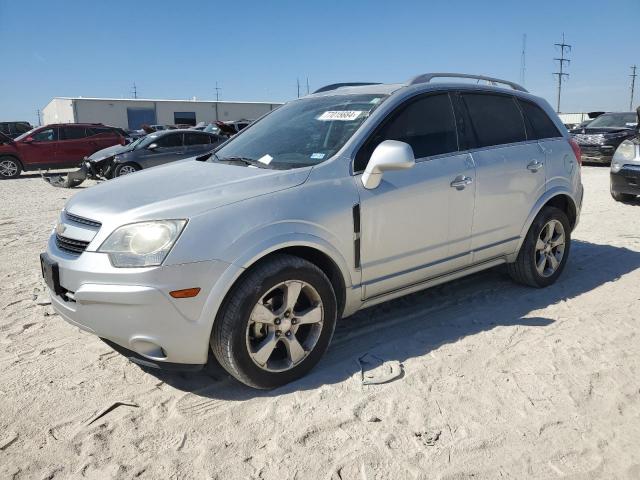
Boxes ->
[515,189,578,256]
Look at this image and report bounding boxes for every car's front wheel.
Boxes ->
[114,162,140,177]
[508,206,571,288]
[211,254,337,389]
[0,156,22,179]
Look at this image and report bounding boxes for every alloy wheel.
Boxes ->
[246,280,324,372]
[0,159,18,178]
[535,219,565,277]
[118,165,137,176]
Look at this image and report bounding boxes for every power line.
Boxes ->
[552,33,571,113]
[520,34,527,86]
[630,65,637,110]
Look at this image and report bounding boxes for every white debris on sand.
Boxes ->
[1,168,639,479]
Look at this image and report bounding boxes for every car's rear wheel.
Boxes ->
[611,190,636,203]
[508,206,571,288]
[0,156,21,179]
[211,254,337,389]
[114,162,140,177]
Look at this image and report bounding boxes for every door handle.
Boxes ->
[450,175,473,190]
[527,160,544,172]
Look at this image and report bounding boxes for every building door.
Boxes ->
[127,108,156,130]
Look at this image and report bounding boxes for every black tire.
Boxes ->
[0,156,22,179]
[211,254,337,389]
[508,206,571,288]
[611,190,636,203]
[113,162,140,177]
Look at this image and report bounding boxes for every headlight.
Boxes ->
[606,131,632,140]
[611,141,637,173]
[98,220,187,267]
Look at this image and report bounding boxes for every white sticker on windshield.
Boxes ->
[258,154,273,165]
[310,153,325,160]
[370,97,382,104]
[626,122,638,127]
[318,110,365,121]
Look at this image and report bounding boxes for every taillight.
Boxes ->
[568,137,582,165]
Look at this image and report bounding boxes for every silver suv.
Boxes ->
[42,73,583,389]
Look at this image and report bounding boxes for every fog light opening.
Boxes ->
[130,339,167,360]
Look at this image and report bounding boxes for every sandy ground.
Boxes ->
[1,166,639,480]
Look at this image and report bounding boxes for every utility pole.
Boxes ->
[297,78,300,98]
[215,81,221,102]
[306,76,310,95]
[132,82,138,99]
[630,65,637,110]
[36,109,41,126]
[553,33,571,113]
[520,34,527,86]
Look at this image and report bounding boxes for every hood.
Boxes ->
[65,158,311,223]
[580,127,635,134]
[87,143,134,161]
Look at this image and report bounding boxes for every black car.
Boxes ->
[0,121,32,139]
[86,129,225,178]
[570,112,639,164]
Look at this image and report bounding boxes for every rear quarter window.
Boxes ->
[462,93,526,148]
[518,100,562,140]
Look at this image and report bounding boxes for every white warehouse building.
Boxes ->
[42,97,283,130]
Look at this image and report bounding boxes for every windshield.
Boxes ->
[213,93,388,169]
[14,127,41,142]
[587,113,638,129]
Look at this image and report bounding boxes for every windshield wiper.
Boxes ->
[216,156,271,168]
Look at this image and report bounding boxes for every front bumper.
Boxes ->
[578,145,616,164]
[611,166,640,196]
[45,234,240,366]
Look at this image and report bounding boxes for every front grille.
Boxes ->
[64,211,101,228]
[573,134,604,146]
[55,234,90,254]
[580,146,604,155]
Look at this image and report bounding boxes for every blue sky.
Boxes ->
[1,0,638,124]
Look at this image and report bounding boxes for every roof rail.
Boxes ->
[313,82,381,94]
[408,73,528,93]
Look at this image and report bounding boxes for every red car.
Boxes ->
[0,123,125,179]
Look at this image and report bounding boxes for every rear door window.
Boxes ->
[518,100,562,140]
[355,93,459,171]
[184,132,211,145]
[0,124,9,134]
[461,93,526,148]
[60,126,87,140]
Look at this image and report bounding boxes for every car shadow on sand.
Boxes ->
[144,239,640,400]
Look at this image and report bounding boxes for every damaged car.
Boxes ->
[571,111,639,164]
[44,129,225,187]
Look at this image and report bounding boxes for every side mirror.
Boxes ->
[361,140,415,189]
[147,143,158,150]
[23,137,34,144]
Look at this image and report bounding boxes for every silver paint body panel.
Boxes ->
[45,81,583,366]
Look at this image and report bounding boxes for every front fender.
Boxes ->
[229,230,354,290]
